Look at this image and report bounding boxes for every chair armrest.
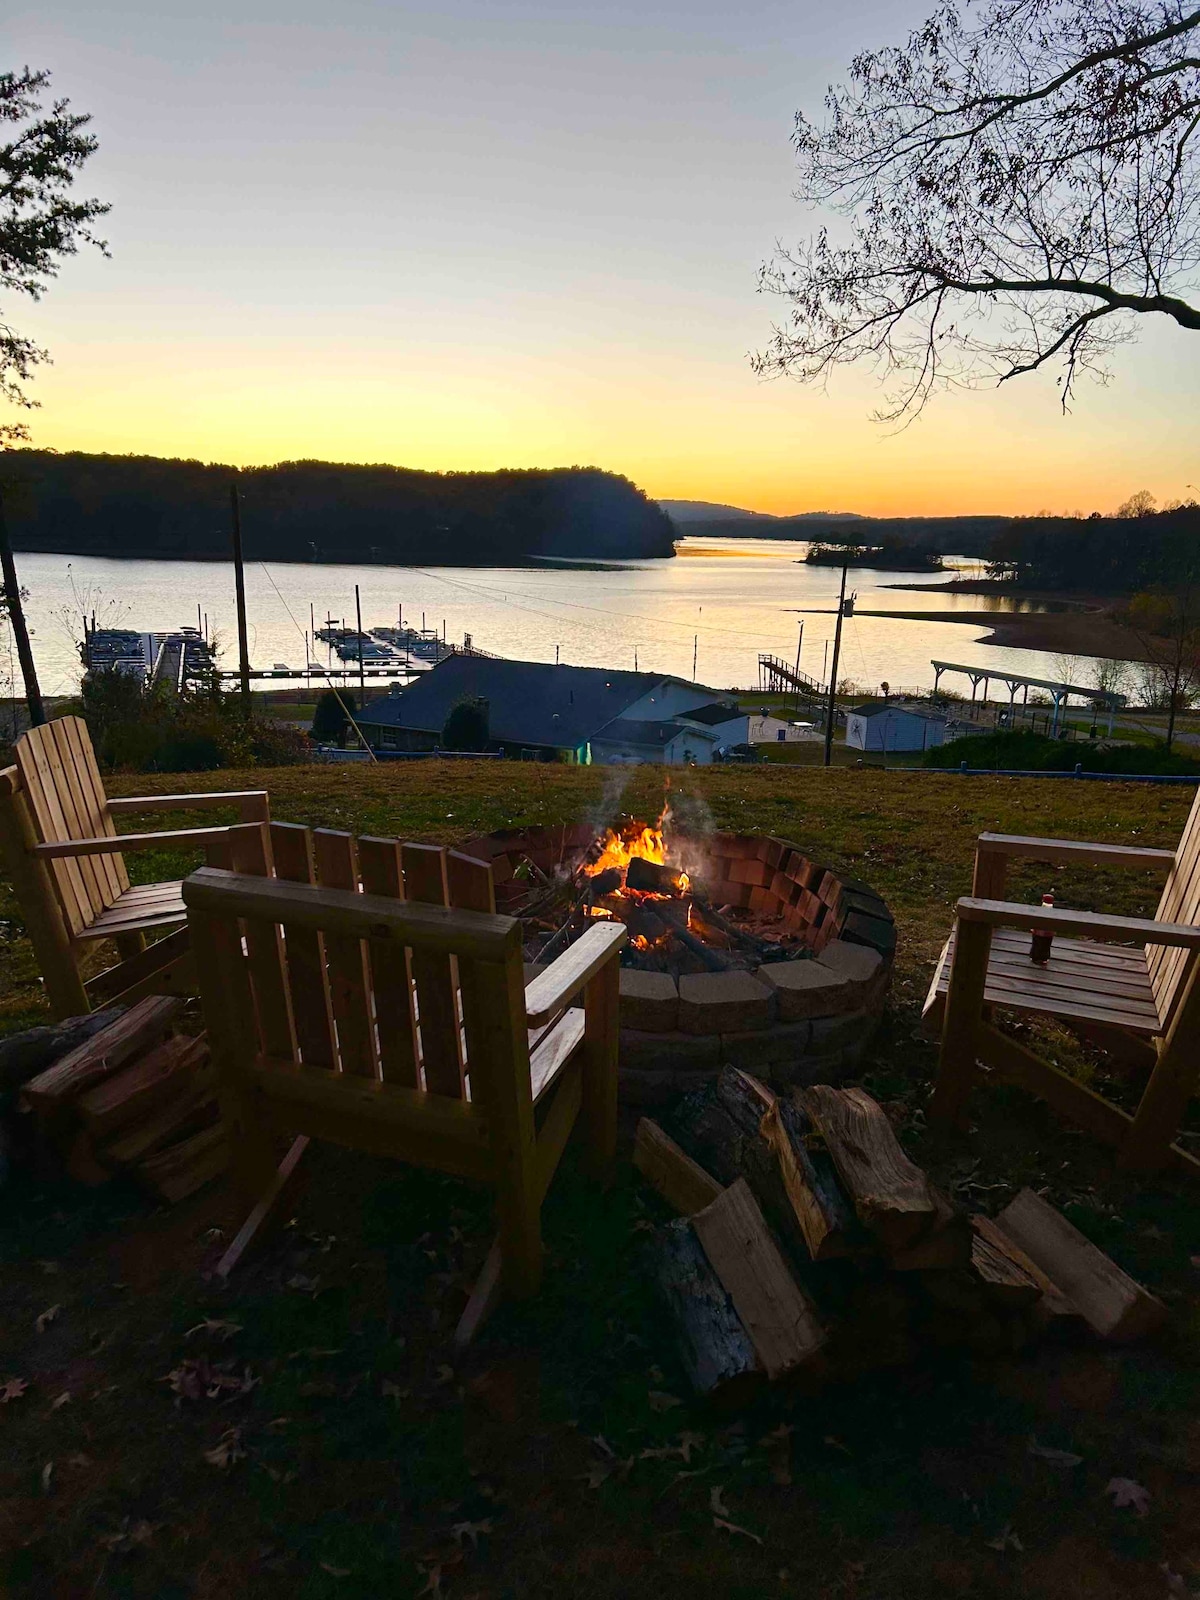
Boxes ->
[975,833,1175,871]
[957,895,1200,950]
[107,790,269,822]
[35,826,235,858]
[525,922,627,1025]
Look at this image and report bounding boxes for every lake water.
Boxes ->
[10,536,1091,700]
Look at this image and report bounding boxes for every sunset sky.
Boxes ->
[9,0,1199,517]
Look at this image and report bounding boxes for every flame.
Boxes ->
[583,820,669,876]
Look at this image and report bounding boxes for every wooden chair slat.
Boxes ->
[402,843,464,1098]
[1148,787,1200,1023]
[61,715,128,900]
[16,728,91,935]
[447,850,497,1088]
[45,719,110,915]
[358,835,420,1088]
[313,829,378,1078]
[227,823,295,1060]
[270,823,336,1069]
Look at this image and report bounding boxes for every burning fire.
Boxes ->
[583,820,669,876]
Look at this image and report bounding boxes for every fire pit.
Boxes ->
[459,817,896,1103]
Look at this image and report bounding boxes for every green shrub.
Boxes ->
[926,729,1200,775]
[72,669,310,772]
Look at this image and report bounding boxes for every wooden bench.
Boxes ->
[925,787,1200,1176]
[0,715,268,1017]
[184,821,627,1344]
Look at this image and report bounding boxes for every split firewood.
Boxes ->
[669,1069,811,1262]
[137,1122,229,1204]
[691,1178,826,1381]
[634,1118,724,1216]
[21,996,185,1118]
[759,1092,859,1262]
[992,1188,1166,1343]
[885,1186,971,1271]
[969,1214,1078,1327]
[653,1217,763,1406]
[101,1079,219,1169]
[967,1225,1045,1309]
[76,1036,209,1139]
[797,1085,935,1250]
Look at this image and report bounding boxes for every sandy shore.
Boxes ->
[877,583,1151,662]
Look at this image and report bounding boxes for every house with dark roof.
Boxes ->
[355,656,747,763]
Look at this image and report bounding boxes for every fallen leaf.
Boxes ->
[647,1390,682,1413]
[435,1365,455,1386]
[50,1391,71,1410]
[714,1516,763,1544]
[381,1379,408,1405]
[1028,1438,1084,1467]
[0,1377,29,1403]
[204,1427,246,1469]
[416,1563,443,1597]
[35,1304,61,1334]
[1106,1477,1151,1516]
[677,1431,706,1463]
[319,1563,352,1578]
[35,1260,60,1275]
[98,1519,154,1554]
[710,1485,731,1518]
[41,1461,53,1494]
[579,1460,613,1489]
[451,1519,494,1549]
[823,1435,852,1456]
[185,1318,243,1341]
[67,1453,92,1468]
[986,1526,1024,1552]
[286,1274,320,1294]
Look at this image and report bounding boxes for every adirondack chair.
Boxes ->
[183,821,627,1343]
[925,785,1200,1178]
[0,715,269,1019]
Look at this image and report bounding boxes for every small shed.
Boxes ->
[845,703,945,753]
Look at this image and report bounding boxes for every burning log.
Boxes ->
[626,857,684,895]
[587,866,625,897]
[672,923,735,972]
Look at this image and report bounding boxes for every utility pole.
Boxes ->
[823,562,849,769]
[793,618,804,722]
[230,481,251,713]
[0,485,45,726]
[355,583,366,708]
[692,634,698,680]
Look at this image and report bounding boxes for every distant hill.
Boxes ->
[2,452,677,565]
[691,513,1008,554]
[660,499,865,524]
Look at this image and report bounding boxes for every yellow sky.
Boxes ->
[13,0,1199,519]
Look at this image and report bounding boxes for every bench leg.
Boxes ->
[1121,961,1200,1173]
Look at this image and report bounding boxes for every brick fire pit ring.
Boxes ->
[459,824,896,1105]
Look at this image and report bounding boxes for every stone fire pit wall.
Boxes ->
[458,826,896,1106]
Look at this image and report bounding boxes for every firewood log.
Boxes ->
[885,1186,971,1271]
[798,1086,935,1250]
[759,1093,860,1261]
[21,996,184,1117]
[653,1217,762,1406]
[76,1036,208,1138]
[993,1188,1165,1343]
[634,1118,724,1215]
[691,1179,826,1381]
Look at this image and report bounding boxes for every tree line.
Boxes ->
[1,451,677,565]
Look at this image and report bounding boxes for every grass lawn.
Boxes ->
[2,761,1199,1599]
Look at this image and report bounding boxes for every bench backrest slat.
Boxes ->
[1149,786,1200,1025]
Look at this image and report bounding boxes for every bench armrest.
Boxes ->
[107,790,269,822]
[976,833,1175,871]
[956,895,1200,950]
[36,826,235,858]
[525,922,627,1025]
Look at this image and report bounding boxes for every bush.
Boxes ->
[74,670,310,772]
[925,730,1200,776]
[442,696,490,752]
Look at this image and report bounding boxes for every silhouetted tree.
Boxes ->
[1129,583,1200,750]
[311,688,355,748]
[1,68,108,723]
[441,697,490,751]
[757,1,1200,421]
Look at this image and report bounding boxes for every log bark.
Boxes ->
[760,1093,860,1261]
[653,1217,762,1406]
[798,1085,935,1250]
[669,1069,810,1261]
